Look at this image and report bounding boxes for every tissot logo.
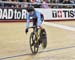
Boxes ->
[52,10,75,18]
[52,10,62,18]
[0,8,26,20]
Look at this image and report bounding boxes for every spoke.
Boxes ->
[33,44,35,52]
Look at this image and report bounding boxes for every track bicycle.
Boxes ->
[29,26,47,54]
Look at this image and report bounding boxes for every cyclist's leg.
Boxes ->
[33,18,37,27]
[39,14,44,30]
[33,18,41,46]
[33,18,37,31]
[41,14,44,24]
[32,18,39,48]
[40,15,46,36]
[40,15,47,43]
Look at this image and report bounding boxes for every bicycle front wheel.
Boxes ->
[29,32,39,54]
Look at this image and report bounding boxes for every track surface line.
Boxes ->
[43,22,75,31]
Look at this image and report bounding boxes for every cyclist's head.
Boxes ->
[26,6,35,15]
[26,6,35,13]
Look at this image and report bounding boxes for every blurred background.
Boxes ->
[0,0,75,8]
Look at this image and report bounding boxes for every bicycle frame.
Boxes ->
[33,27,41,43]
[29,26,42,43]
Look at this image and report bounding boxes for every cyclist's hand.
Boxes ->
[25,28,28,34]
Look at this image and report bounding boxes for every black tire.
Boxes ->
[40,29,47,49]
[29,32,39,54]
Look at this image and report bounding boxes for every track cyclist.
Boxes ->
[25,6,44,34]
[25,6,47,48]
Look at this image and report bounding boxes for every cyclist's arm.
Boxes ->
[36,12,41,27]
[26,13,30,28]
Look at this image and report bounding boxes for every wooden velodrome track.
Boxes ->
[0,21,75,60]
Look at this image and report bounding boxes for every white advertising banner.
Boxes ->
[0,8,75,20]
[36,8,75,20]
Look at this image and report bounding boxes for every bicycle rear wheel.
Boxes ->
[40,29,47,49]
[29,32,39,54]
